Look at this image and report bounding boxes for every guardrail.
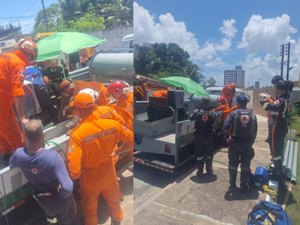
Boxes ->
[283,140,298,184]
[68,67,92,81]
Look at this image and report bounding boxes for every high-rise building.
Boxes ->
[224,66,245,88]
[254,81,260,89]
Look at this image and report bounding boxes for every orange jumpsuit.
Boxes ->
[0,50,29,155]
[61,80,110,109]
[95,105,126,126]
[220,83,236,107]
[114,92,134,131]
[151,89,168,98]
[68,113,133,225]
[72,80,110,106]
[223,104,238,119]
[211,103,229,120]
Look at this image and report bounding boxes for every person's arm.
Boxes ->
[113,124,133,156]
[9,152,18,168]
[189,109,197,121]
[261,97,285,112]
[14,96,27,124]
[67,134,83,180]
[10,63,27,123]
[222,111,234,139]
[53,153,73,198]
[250,114,258,145]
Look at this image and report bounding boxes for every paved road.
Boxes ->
[134,115,270,225]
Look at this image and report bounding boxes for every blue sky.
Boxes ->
[134,0,300,87]
[0,0,58,34]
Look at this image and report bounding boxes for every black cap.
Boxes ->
[236,94,248,104]
[275,80,286,91]
[271,75,283,86]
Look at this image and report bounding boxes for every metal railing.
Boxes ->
[283,140,298,184]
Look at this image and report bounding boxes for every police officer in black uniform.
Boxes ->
[223,95,257,193]
[265,75,284,151]
[260,80,290,180]
[190,96,215,177]
[43,59,68,98]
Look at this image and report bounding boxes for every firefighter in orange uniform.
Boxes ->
[78,88,126,126]
[108,80,133,131]
[59,79,110,119]
[0,39,38,165]
[67,93,133,225]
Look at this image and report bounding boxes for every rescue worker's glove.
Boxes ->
[43,76,50,85]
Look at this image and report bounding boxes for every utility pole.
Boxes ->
[286,42,291,80]
[41,0,49,32]
[280,44,284,78]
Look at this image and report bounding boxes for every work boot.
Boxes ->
[228,168,237,191]
[240,169,250,194]
[111,220,121,225]
[240,183,249,194]
[196,157,204,177]
[205,156,213,175]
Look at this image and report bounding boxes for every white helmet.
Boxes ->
[78,88,99,102]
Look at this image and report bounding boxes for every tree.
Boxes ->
[33,0,132,34]
[207,77,216,87]
[134,45,159,75]
[183,62,205,83]
[98,0,133,28]
[33,3,62,33]
[134,42,204,81]
[68,12,105,32]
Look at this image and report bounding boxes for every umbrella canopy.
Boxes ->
[37,32,106,61]
[160,76,209,96]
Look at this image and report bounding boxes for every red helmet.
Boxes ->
[108,80,129,99]
[18,39,38,60]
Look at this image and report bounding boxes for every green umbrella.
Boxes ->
[160,76,209,96]
[37,32,106,61]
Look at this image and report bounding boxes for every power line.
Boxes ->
[22,0,40,16]
[0,16,35,19]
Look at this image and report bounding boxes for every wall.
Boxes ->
[90,26,133,50]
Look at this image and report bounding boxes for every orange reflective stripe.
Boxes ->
[83,128,116,144]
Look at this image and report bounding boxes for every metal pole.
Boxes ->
[280,44,284,78]
[41,0,49,32]
[286,42,291,80]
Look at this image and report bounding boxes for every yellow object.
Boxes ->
[263,185,278,199]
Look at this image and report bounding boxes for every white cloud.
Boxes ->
[220,19,237,38]
[239,14,299,87]
[134,4,300,87]
[134,2,236,63]
[238,14,297,53]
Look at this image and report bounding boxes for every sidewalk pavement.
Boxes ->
[135,115,270,225]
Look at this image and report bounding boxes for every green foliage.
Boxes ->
[33,3,62,33]
[33,0,132,34]
[68,12,105,32]
[207,77,216,87]
[134,43,205,83]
